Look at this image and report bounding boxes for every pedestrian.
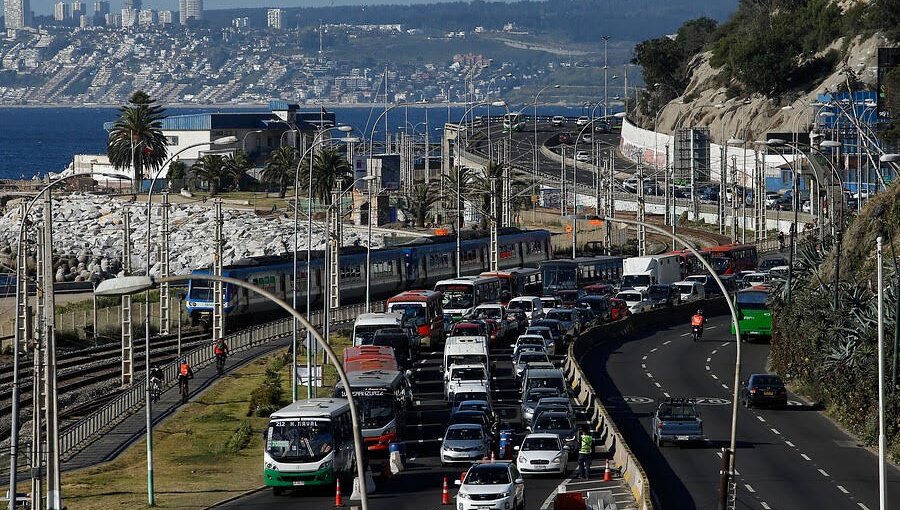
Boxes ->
[777,231,785,251]
[576,425,593,479]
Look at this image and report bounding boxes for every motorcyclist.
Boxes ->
[691,309,705,340]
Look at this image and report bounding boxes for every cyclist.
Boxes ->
[177,358,194,402]
[214,338,229,374]
[691,309,705,341]
[149,364,164,402]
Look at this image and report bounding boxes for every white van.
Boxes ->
[507,296,544,325]
[443,336,489,377]
[445,363,491,401]
[352,312,406,346]
[673,281,706,303]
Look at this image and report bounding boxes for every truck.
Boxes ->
[621,254,682,291]
[652,398,705,446]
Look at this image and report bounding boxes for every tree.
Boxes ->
[471,162,531,228]
[190,154,228,196]
[167,160,187,180]
[442,166,475,231]
[107,90,168,193]
[399,181,441,227]
[262,146,298,198]
[299,148,352,205]
[224,150,251,191]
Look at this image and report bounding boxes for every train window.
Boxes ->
[429,253,450,268]
[373,260,395,277]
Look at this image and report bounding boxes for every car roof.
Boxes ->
[526,326,551,331]
[448,423,484,430]
[524,433,561,440]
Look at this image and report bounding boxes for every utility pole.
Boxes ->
[9,204,28,510]
[560,146,566,217]
[637,160,646,256]
[212,199,224,343]
[664,146,670,227]
[490,177,499,271]
[121,207,133,387]
[31,222,45,510]
[731,156,739,242]
[606,148,615,254]
[503,139,511,227]
[719,145,727,235]
[602,35,610,119]
[41,192,61,510]
[158,193,170,335]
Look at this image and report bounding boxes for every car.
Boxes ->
[771,196,792,211]
[758,257,788,272]
[801,200,811,213]
[576,116,590,126]
[582,284,616,297]
[575,295,612,323]
[580,133,593,143]
[571,307,596,331]
[450,321,491,340]
[544,308,578,337]
[511,334,548,358]
[514,350,552,378]
[455,461,526,510]
[554,289,586,307]
[440,423,492,465]
[741,373,787,408]
[523,326,556,355]
[507,296,545,325]
[521,387,562,425]
[455,399,494,416]
[609,298,630,321]
[446,363,490,400]
[451,385,491,414]
[449,410,498,440]
[470,304,517,345]
[557,132,572,144]
[515,433,568,475]
[551,115,566,126]
[764,192,781,208]
[530,411,577,451]
[539,296,563,311]
[699,187,720,202]
[368,328,417,372]
[684,274,719,297]
[647,284,680,308]
[530,318,565,345]
[614,289,653,314]
[593,120,611,133]
[652,398,704,446]
[736,269,757,287]
[532,397,574,425]
[742,272,770,287]
[673,281,706,303]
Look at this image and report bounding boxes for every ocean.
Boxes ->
[0,104,588,180]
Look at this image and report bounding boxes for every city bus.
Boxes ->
[539,257,623,296]
[434,276,502,323]
[669,249,712,279]
[480,268,542,303]
[333,370,411,452]
[264,398,355,494]
[731,285,773,339]
[503,112,526,132]
[706,244,758,275]
[386,290,445,349]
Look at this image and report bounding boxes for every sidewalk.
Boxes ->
[62,335,291,472]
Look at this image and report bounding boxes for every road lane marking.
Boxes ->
[646,373,653,378]
[641,364,646,369]
[785,441,795,447]
[642,355,647,360]
[663,392,670,397]
[706,366,711,371]
[744,484,755,493]
[818,468,830,477]
[706,357,712,362]
[858,503,871,510]
[721,342,729,347]
[711,374,718,380]
[654,382,661,388]
[761,503,771,510]
[801,453,811,461]
[711,349,718,354]
[680,333,691,337]
[663,340,671,345]
[650,348,658,352]
[540,473,576,510]
[756,416,766,422]
[837,485,849,494]
[771,428,781,435]
[721,384,729,389]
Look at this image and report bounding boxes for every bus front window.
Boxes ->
[359,396,395,429]
[712,257,731,274]
[266,420,334,462]
[390,304,428,326]
[542,268,576,292]
[438,286,474,309]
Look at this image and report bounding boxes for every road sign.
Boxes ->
[296,365,323,387]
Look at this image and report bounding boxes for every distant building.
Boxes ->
[267,8,283,30]
[4,0,31,29]
[121,8,136,27]
[138,9,157,26]
[93,1,109,16]
[104,12,120,26]
[123,0,141,10]
[178,0,203,25]
[79,14,91,27]
[232,16,249,28]
[54,1,69,21]
[71,1,85,19]
[158,10,173,25]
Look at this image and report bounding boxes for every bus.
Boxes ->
[343,346,399,374]
[669,249,712,279]
[539,257,623,296]
[706,244,758,275]
[264,398,355,494]
[434,276,502,322]
[386,290,445,349]
[731,285,773,339]
[334,370,411,452]
[480,268,542,303]
[503,112,526,132]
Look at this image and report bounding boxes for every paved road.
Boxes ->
[219,342,637,509]
[582,313,900,510]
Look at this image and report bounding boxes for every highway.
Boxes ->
[582,313,900,510]
[220,340,636,509]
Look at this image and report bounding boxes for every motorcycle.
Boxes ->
[691,325,703,342]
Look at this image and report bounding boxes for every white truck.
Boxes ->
[621,254,682,291]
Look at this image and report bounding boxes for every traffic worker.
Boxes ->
[576,426,593,479]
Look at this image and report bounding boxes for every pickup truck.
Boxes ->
[652,398,704,446]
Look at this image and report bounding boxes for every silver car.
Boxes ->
[514,351,551,379]
[521,387,561,426]
[440,423,491,465]
[531,411,577,451]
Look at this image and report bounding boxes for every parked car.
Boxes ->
[516,433,568,475]
[741,373,788,408]
[551,115,566,126]
[652,398,704,447]
[454,461,526,510]
[440,423,492,465]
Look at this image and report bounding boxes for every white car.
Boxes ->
[455,461,526,510]
[576,116,590,126]
[507,296,544,324]
[575,150,591,162]
[445,363,491,401]
[673,281,706,303]
[615,289,653,314]
[515,433,568,475]
[551,115,565,126]
[742,272,771,287]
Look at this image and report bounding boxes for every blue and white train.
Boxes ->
[185,228,552,326]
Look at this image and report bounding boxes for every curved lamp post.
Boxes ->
[94,273,371,510]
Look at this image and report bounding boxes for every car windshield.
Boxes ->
[354,325,391,345]
[675,284,693,294]
[617,292,640,302]
[266,419,334,462]
[528,377,565,392]
[535,415,573,430]
[546,311,572,321]
[447,355,486,367]
[712,257,730,274]
[389,303,428,326]
[465,466,510,485]
[622,275,651,288]
[453,324,482,335]
[518,353,548,364]
[658,403,699,420]
[522,437,561,451]
[451,367,487,380]
[507,301,532,312]
[472,308,502,319]
[446,427,483,441]
[525,389,559,403]
[458,402,489,413]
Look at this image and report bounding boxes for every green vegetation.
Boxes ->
[770,180,900,461]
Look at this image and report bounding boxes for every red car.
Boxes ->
[583,284,616,297]
[609,298,631,321]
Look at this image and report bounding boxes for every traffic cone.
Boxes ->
[490,450,496,462]
[460,471,466,484]
[603,460,612,482]
[441,476,451,505]
[335,477,343,507]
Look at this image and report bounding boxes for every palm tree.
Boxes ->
[399,181,442,227]
[470,162,530,228]
[107,90,168,193]
[190,154,228,196]
[262,146,298,198]
[300,148,352,205]
[443,166,475,232]
[224,150,251,191]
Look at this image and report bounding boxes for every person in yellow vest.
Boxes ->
[575,425,593,479]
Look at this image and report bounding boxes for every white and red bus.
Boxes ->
[480,268,542,304]
[386,290,445,348]
[333,369,411,451]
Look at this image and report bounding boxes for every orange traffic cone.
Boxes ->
[441,476,451,505]
[335,477,343,507]
[603,460,612,482]
[490,450,496,462]
[460,471,466,484]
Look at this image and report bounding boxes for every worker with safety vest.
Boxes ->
[177,358,194,385]
[575,425,593,479]
[691,309,705,338]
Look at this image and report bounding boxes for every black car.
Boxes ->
[758,257,788,272]
[572,307,596,331]
[448,409,498,441]
[647,284,680,308]
[741,374,788,408]
[576,295,612,323]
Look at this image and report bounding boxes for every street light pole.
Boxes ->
[877,236,887,510]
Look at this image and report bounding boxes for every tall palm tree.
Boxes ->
[300,148,352,205]
[443,166,475,232]
[107,90,168,193]
[399,181,441,227]
[191,154,228,196]
[471,161,529,228]
[262,146,298,198]
[224,150,251,191]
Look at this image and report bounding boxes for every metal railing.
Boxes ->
[59,299,386,461]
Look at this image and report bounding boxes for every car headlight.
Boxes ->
[551,453,564,463]
[458,492,471,500]
[517,455,527,463]
[499,491,510,498]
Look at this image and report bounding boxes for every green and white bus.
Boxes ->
[731,285,773,339]
[264,398,355,494]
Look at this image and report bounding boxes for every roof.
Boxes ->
[271,398,349,418]
[354,312,404,325]
[387,290,441,303]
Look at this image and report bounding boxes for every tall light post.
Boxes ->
[95,273,372,510]
[140,136,239,507]
[533,84,560,213]
[242,130,263,153]
[876,236,887,510]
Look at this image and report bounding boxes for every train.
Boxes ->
[185,228,553,326]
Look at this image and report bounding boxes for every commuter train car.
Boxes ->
[186,228,552,326]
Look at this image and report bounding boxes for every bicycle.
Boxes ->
[150,378,162,403]
[215,353,227,375]
[179,378,190,403]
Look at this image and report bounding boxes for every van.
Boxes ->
[673,281,706,303]
[507,296,544,325]
[353,312,406,346]
[386,290,445,349]
[521,367,566,395]
[443,336,489,377]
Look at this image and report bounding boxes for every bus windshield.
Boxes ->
[712,257,731,274]
[354,325,391,345]
[389,303,428,326]
[737,291,769,310]
[358,396,396,429]
[542,267,576,292]
[437,285,474,309]
[471,307,502,320]
[266,419,334,463]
